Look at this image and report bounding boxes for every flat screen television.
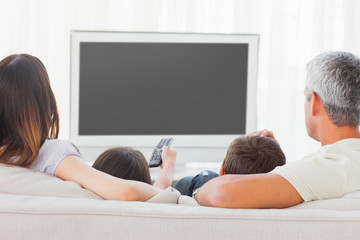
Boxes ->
[70,31,259,149]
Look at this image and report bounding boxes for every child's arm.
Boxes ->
[54,155,161,201]
[153,146,177,190]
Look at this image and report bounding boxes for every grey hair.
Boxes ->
[305,51,360,127]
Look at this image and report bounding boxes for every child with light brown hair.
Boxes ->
[174,135,286,196]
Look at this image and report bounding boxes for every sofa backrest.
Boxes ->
[0,163,103,199]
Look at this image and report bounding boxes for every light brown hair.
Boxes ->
[222,135,286,174]
[93,147,152,184]
[0,54,59,166]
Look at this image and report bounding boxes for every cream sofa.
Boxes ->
[1,163,360,240]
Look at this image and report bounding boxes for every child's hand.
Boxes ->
[153,146,177,190]
[160,146,176,169]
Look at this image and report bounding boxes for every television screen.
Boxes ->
[79,42,248,135]
[70,31,258,148]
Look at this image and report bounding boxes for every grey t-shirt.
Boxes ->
[28,139,81,175]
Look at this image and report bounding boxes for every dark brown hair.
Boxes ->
[93,147,151,184]
[222,135,286,174]
[0,54,59,166]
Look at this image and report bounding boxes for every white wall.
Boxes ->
[1,0,360,169]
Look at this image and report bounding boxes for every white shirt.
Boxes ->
[271,138,360,202]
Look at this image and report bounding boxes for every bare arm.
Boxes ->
[153,146,176,190]
[195,129,303,208]
[194,173,303,209]
[54,155,161,201]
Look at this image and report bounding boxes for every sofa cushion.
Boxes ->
[289,191,360,210]
[2,163,360,210]
[146,187,181,203]
[1,192,360,240]
[146,187,200,205]
[0,163,102,199]
[0,163,200,204]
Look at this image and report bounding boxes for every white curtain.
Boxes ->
[1,0,360,161]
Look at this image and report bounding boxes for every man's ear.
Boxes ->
[219,166,225,176]
[310,92,318,116]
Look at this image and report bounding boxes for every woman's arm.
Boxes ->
[153,146,176,190]
[54,155,161,201]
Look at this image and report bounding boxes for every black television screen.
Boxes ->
[79,42,248,135]
[70,31,258,148]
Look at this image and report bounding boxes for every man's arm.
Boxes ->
[194,173,303,208]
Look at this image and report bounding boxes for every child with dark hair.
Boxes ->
[93,147,152,184]
[93,146,176,190]
[174,135,286,196]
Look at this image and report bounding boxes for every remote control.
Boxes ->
[149,138,173,168]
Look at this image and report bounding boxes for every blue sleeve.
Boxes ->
[28,139,82,175]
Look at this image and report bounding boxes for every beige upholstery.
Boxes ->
[0,163,102,199]
[0,164,360,240]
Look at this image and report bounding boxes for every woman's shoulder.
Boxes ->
[41,139,79,152]
[28,139,81,175]
[40,139,81,161]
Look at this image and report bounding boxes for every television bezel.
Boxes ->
[70,31,259,148]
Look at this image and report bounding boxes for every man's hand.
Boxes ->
[249,129,275,139]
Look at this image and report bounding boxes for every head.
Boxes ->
[220,135,286,175]
[305,51,360,130]
[93,147,152,184]
[0,54,59,166]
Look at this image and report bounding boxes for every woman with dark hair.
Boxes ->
[0,53,165,201]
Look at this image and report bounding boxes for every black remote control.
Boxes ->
[149,138,173,168]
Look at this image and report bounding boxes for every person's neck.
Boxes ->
[318,125,360,146]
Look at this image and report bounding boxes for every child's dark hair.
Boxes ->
[92,147,151,184]
[222,135,286,174]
